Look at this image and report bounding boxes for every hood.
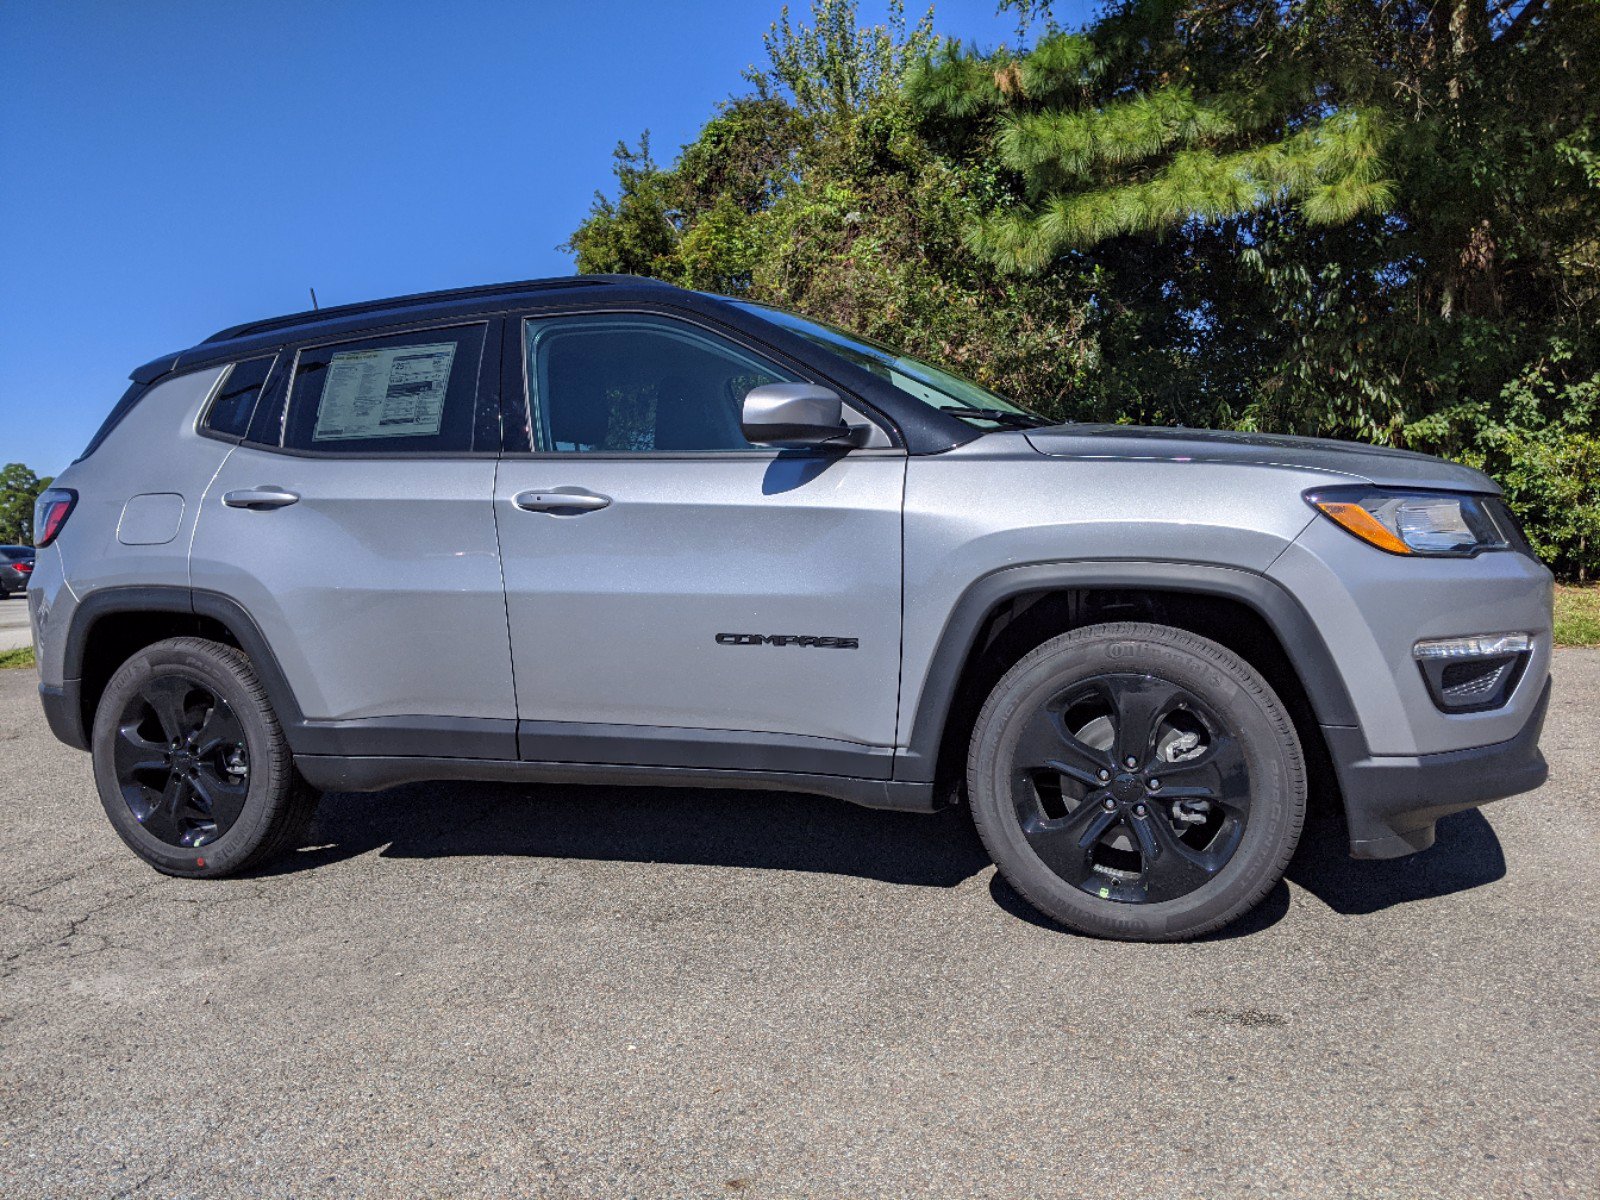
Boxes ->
[1022,424,1498,493]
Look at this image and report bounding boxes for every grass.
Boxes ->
[0,645,35,670]
[1555,584,1600,647]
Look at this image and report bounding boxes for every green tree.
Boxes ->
[0,463,51,545]
[565,0,1600,577]
[564,0,1103,411]
[907,0,1600,574]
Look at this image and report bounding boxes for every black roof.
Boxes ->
[131,274,678,384]
[201,274,671,345]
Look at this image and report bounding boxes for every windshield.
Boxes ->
[732,302,1048,430]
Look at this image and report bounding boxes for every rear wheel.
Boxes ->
[91,637,319,877]
[967,622,1305,941]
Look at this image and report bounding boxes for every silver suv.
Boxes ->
[29,276,1553,940]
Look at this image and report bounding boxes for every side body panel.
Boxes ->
[31,366,233,689]
[189,446,514,729]
[898,433,1554,768]
[897,435,1325,762]
[495,453,906,759]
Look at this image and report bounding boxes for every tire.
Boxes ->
[968,622,1305,941]
[91,637,320,877]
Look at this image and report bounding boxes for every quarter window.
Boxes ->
[203,355,276,439]
[282,325,486,454]
[523,315,801,453]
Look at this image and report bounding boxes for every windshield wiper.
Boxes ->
[949,408,1054,429]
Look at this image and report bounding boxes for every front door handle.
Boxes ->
[222,487,300,510]
[514,489,612,514]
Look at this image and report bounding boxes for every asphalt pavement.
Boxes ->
[1,654,1596,1198]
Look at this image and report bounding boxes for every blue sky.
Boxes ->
[0,1,1093,476]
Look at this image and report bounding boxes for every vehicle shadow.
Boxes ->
[1284,806,1506,916]
[262,779,993,890]
[257,781,1507,932]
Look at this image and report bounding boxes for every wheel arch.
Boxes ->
[59,586,304,751]
[896,561,1358,805]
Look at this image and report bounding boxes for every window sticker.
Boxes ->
[311,342,457,441]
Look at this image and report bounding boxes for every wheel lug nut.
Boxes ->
[1124,756,1138,769]
[1148,778,1162,791]
[1096,768,1110,781]
[1102,796,1116,810]
[1133,803,1147,817]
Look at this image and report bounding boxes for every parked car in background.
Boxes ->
[27,276,1553,940]
[0,546,34,598]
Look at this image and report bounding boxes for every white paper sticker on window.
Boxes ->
[311,342,457,441]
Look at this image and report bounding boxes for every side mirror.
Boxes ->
[741,383,852,449]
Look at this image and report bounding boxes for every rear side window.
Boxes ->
[202,355,276,439]
[281,324,486,454]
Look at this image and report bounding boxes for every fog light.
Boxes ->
[1413,634,1530,713]
[1412,633,1530,660]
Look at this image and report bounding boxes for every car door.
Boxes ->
[495,309,906,778]
[189,319,517,757]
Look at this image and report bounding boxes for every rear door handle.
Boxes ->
[513,489,612,514]
[222,487,300,510]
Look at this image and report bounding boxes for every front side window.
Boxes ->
[732,301,1047,430]
[203,355,276,439]
[523,314,802,453]
[282,324,486,453]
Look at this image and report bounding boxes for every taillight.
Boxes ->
[34,488,76,548]
[15,560,33,573]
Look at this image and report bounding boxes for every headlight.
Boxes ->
[1304,487,1515,557]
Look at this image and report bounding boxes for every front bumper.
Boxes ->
[1323,674,1551,859]
[39,680,88,752]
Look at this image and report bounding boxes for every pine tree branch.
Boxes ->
[1493,0,1547,46]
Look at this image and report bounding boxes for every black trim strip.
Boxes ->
[294,716,517,760]
[293,755,939,811]
[517,719,894,779]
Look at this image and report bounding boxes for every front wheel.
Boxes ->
[968,622,1306,941]
[91,637,320,877]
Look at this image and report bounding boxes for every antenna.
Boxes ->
[309,287,319,311]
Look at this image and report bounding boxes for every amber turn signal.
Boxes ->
[1309,499,1415,556]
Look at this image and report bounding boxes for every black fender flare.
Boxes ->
[56,585,306,748]
[892,559,1359,784]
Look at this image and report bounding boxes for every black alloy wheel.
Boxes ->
[1010,674,1250,905]
[968,622,1305,941]
[92,637,320,877]
[112,674,251,848]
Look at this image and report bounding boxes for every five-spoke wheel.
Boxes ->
[112,675,251,848]
[91,637,319,877]
[1010,674,1249,905]
[968,622,1306,941]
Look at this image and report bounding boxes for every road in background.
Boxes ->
[0,596,31,652]
[2,654,1596,1197]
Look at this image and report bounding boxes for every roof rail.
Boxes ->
[201,274,672,345]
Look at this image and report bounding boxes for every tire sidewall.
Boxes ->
[970,624,1305,940]
[91,641,284,876]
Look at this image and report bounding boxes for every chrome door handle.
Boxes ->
[222,487,300,510]
[514,489,612,514]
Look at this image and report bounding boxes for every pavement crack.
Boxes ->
[0,881,160,980]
